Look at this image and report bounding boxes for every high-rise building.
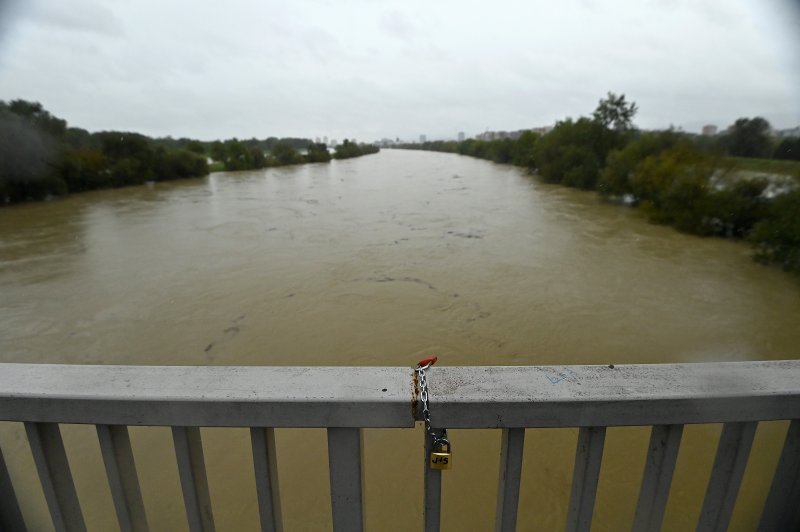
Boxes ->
[702,125,718,136]
[419,134,427,143]
[323,136,328,144]
[315,137,321,143]
[458,131,465,141]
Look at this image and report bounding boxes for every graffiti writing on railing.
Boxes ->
[546,368,578,384]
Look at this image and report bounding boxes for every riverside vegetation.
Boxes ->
[0,99,379,204]
[398,94,800,273]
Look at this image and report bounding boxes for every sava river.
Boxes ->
[1,149,799,531]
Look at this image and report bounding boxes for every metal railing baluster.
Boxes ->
[495,428,525,532]
[172,426,215,532]
[327,428,364,532]
[0,443,26,532]
[96,425,148,532]
[25,422,86,532]
[757,419,800,532]
[566,426,606,532]
[696,421,757,532]
[423,432,442,532]
[250,427,283,532]
[632,424,683,532]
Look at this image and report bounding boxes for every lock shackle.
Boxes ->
[433,436,451,450]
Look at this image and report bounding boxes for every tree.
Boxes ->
[306,143,331,163]
[511,131,539,169]
[270,142,301,165]
[751,190,800,272]
[187,140,205,154]
[0,111,65,201]
[3,99,67,138]
[773,137,800,161]
[598,130,683,197]
[722,117,773,158]
[533,117,622,189]
[592,92,638,132]
[630,144,715,233]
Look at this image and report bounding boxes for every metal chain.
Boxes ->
[416,361,448,445]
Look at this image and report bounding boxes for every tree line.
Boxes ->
[397,94,800,273]
[0,99,380,204]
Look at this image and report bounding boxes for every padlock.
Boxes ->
[429,438,452,470]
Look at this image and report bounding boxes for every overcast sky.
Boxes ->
[0,0,798,142]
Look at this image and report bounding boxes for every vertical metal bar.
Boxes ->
[566,426,606,532]
[172,427,215,532]
[250,427,283,532]
[0,443,27,532]
[326,428,364,532]
[697,421,757,532]
[758,420,800,532]
[423,433,442,532]
[495,428,525,532]
[96,425,148,532]
[632,424,684,532]
[24,422,86,532]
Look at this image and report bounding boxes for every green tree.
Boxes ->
[533,118,620,189]
[187,140,205,154]
[511,131,539,169]
[306,143,331,163]
[773,137,800,161]
[751,190,800,272]
[592,92,638,132]
[3,99,67,138]
[598,130,682,197]
[0,111,65,201]
[722,117,773,158]
[270,142,301,165]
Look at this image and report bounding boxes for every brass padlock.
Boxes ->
[429,438,452,470]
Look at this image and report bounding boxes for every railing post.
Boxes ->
[96,425,148,532]
[633,424,683,532]
[172,427,215,532]
[697,421,757,532]
[423,432,442,532]
[0,444,26,532]
[250,427,283,532]
[327,428,364,532]
[758,419,800,532]
[495,428,525,532]
[566,426,606,532]
[25,422,86,532]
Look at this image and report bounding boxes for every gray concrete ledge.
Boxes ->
[0,361,798,428]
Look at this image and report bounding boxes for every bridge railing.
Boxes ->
[0,361,799,531]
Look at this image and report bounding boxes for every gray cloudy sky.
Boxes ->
[0,0,798,141]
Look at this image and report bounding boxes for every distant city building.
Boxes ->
[330,139,338,147]
[458,131,465,141]
[475,127,553,141]
[777,126,800,138]
[315,137,321,143]
[529,126,553,136]
[323,136,328,144]
[419,134,427,143]
[702,125,718,136]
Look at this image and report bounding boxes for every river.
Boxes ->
[1,149,799,531]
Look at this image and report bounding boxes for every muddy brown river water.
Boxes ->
[1,149,799,530]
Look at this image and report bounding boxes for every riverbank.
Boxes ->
[726,156,800,178]
[0,99,379,205]
[396,132,799,273]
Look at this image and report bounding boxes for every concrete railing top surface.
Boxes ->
[0,360,798,428]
